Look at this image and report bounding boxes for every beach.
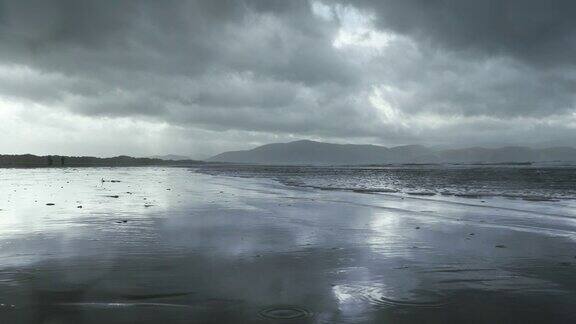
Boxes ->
[1,166,575,323]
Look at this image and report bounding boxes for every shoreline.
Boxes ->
[0,154,205,168]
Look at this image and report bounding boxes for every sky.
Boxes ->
[1,0,575,159]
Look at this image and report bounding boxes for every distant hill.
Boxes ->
[0,154,203,168]
[149,154,191,161]
[207,140,576,165]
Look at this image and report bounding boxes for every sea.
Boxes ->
[192,162,576,201]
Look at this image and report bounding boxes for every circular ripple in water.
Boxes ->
[258,305,312,320]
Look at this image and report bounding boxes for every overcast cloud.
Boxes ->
[1,0,575,158]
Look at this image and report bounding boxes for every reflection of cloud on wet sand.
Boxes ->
[1,168,576,322]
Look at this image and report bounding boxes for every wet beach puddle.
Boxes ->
[333,284,450,310]
[0,270,35,286]
[51,296,246,315]
[121,292,194,301]
[374,295,449,309]
[56,302,193,309]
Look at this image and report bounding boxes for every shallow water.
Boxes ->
[1,167,576,323]
[193,163,576,200]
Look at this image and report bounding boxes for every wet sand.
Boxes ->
[0,167,576,323]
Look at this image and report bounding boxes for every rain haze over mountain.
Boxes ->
[1,0,576,158]
[208,140,576,164]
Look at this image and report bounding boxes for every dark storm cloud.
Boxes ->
[0,0,575,155]
[338,0,576,66]
[364,45,576,117]
[0,0,374,141]
[0,0,354,84]
[324,0,576,120]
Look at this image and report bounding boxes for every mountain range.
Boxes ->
[208,140,576,165]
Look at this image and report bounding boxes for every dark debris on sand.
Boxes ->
[101,179,122,183]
